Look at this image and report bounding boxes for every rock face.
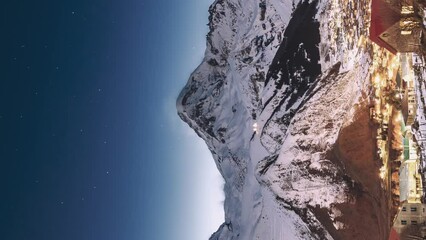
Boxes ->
[177,0,390,239]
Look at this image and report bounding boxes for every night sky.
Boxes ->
[0,0,223,239]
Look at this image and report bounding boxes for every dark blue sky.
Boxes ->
[0,0,223,239]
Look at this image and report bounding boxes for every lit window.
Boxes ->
[411,207,417,212]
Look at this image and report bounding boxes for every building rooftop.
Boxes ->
[370,0,426,54]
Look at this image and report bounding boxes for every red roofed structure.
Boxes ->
[370,0,401,54]
[388,228,400,240]
[369,0,425,54]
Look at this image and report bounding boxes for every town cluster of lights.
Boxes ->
[369,44,400,184]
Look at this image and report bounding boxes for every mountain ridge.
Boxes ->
[177,0,388,239]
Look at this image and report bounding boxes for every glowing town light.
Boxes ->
[395,112,402,122]
[395,92,401,99]
[375,89,381,98]
[379,165,387,179]
[401,30,412,35]
[374,75,381,85]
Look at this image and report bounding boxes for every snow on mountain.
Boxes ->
[177,0,389,239]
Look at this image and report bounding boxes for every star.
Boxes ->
[106,171,110,174]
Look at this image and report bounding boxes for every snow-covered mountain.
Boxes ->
[177,0,390,239]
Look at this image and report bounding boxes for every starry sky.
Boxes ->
[0,0,223,239]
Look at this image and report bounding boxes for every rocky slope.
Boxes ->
[177,0,390,239]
